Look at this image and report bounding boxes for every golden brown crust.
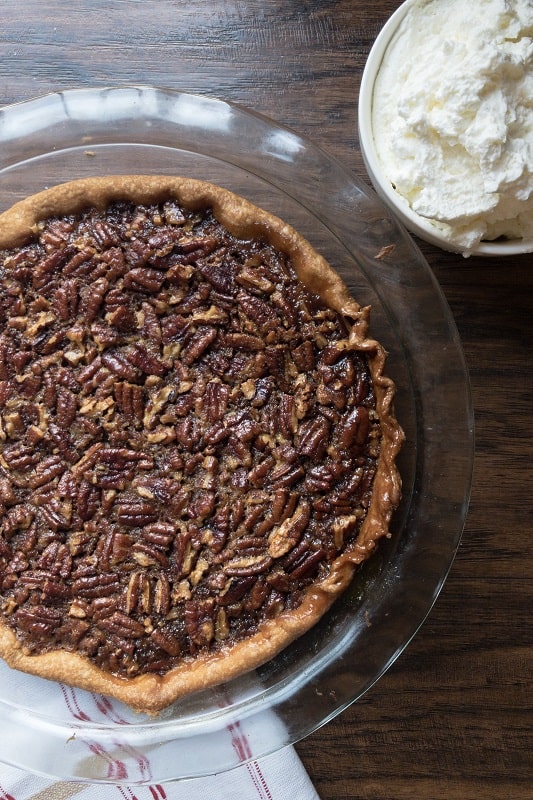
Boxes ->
[0,176,358,315]
[0,176,404,713]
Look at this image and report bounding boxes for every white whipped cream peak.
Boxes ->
[372,0,533,254]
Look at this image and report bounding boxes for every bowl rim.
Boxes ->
[358,0,533,258]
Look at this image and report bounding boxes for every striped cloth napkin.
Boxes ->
[0,745,320,800]
[0,663,321,800]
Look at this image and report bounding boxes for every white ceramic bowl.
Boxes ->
[358,0,533,258]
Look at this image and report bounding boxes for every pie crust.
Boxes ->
[0,176,403,712]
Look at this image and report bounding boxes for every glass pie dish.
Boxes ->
[0,87,474,784]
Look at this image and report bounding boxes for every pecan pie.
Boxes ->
[0,176,403,712]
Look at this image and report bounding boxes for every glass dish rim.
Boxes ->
[0,85,475,783]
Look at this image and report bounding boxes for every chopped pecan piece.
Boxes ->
[268,501,311,558]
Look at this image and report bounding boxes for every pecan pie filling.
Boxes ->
[0,177,403,710]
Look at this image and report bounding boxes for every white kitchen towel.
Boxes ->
[0,744,321,800]
[0,661,321,800]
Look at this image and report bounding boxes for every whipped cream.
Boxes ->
[372,0,533,254]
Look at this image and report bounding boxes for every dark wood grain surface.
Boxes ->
[1,2,531,798]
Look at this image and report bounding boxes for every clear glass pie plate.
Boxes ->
[0,87,474,784]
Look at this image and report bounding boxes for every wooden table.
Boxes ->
[1,2,531,798]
